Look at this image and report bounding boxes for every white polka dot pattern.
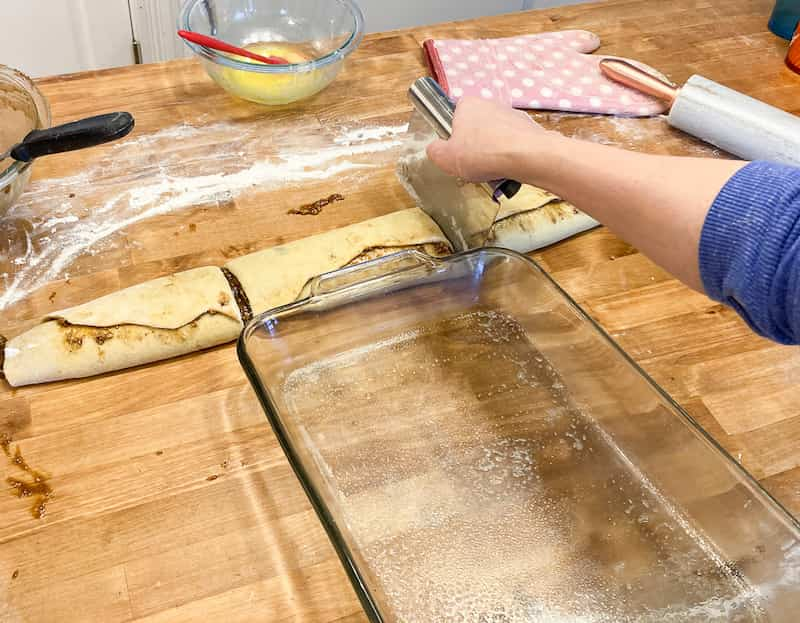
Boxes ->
[429,31,667,116]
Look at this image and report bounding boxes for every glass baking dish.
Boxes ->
[238,248,800,622]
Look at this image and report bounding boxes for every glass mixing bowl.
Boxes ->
[179,0,365,105]
[0,66,51,217]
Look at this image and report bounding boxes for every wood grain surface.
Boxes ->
[1,0,799,620]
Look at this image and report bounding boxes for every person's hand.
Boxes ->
[425,96,553,183]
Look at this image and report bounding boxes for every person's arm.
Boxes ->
[426,97,744,291]
[699,161,800,344]
[426,97,800,344]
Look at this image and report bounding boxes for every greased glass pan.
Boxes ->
[238,249,800,622]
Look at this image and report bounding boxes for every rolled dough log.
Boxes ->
[224,207,452,316]
[2,209,452,386]
[3,267,242,387]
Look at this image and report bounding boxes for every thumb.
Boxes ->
[425,138,457,175]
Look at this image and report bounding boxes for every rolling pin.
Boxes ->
[599,59,800,166]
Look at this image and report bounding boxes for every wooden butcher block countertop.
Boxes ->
[1,0,799,620]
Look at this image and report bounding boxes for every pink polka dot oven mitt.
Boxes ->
[423,30,667,116]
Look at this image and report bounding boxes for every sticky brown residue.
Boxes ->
[93,329,113,345]
[54,307,238,356]
[48,291,56,303]
[220,267,253,323]
[188,223,197,232]
[541,200,577,224]
[288,193,344,216]
[220,242,259,259]
[56,321,195,350]
[61,322,128,349]
[63,328,84,352]
[218,291,230,307]
[2,434,53,519]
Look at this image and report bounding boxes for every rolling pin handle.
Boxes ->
[599,59,680,107]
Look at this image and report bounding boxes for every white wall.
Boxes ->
[358,0,525,33]
[0,0,134,78]
[0,0,595,78]
[357,0,595,33]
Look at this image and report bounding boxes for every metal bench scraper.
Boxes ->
[405,77,521,251]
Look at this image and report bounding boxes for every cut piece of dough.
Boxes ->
[490,187,599,253]
[397,151,598,252]
[224,207,452,316]
[3,314,241,387]
[495,185,557,221]
[3,267,242,387]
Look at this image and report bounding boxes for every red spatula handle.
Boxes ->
[177,30,288,65]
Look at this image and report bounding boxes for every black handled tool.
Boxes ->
[1,112,135,162]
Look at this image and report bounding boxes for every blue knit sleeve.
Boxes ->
[699,161,800,344]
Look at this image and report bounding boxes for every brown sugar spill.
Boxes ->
[1,434,53,519]
[288,193,345,215]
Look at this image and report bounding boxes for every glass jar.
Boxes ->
[769,0,800,40]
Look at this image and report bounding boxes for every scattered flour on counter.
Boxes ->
[0,120,412,311]
[115,122,209,147]
[538,112,722,157]
[568,115,671,149]
[334,123,409,145]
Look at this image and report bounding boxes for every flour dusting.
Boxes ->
[0,112,722,313]
[538,112,723,157]
[334,123,409,145]
[0,120,411,312]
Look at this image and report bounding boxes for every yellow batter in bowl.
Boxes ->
[208,42,343,105]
